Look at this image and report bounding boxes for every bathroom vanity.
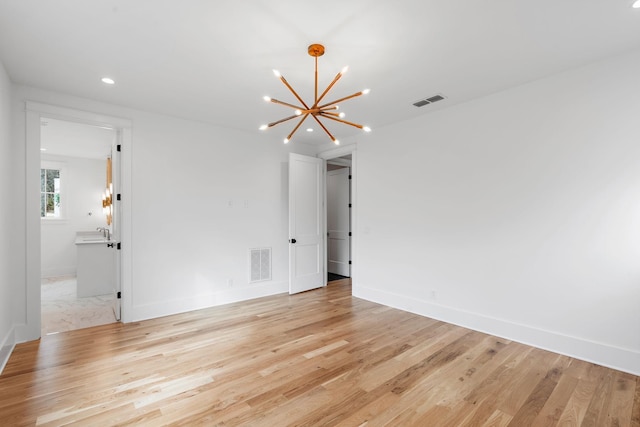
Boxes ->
[75,232,115,297]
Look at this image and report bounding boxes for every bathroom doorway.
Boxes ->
[39,117,118,335]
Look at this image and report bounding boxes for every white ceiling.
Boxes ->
[41,118,115,160]
[2,1,640,146]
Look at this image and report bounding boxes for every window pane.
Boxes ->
[40,169,45,191]
[41,193,45,217]
[46,193,55,216]
[46,169,59,192]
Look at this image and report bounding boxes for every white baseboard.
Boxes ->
[354,284,640,376]
[131,280,289,322]
[0,326,16,375]
[41,267,76,279]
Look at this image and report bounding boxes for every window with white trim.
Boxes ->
[40,162,66,219]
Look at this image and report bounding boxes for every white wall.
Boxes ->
[0,60,15,371]
[41,154,108,278]
[128,112,313,319]
[354,49,640,375]
[10,85,317,341]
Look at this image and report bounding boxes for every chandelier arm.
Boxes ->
[319,113,364,130]
[268,114,300,128]
[318,91,364,109]
[287,114,310,141]
[313,71,344,108]
[320,111,341,117]
[270,98,304,111]
[312,116,337,142]
[298,105,337,115]
[278,75,310,110]
[318,105,338,112]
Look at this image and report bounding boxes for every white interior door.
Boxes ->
[327,167,351,277]
[111,135,122,320]
[289,153,324,294]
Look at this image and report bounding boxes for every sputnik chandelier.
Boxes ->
[260,44,371,145]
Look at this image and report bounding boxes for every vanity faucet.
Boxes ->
[96,227,110,240]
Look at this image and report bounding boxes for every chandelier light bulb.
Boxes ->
[263,96,271,102]
[259,124,268,131]
[340,66,349,75]
[295,109,302,116]
[634,0,640,8]
[284,138,289,144]
[339,112,346,118]
[362,89,370,95]
[334,139,340,145]
[363,126,372,132]
[273,69,281,77]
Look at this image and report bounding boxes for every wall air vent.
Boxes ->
[250,247,272,283]
[412,94,446,107]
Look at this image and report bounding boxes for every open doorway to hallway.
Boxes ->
[326,155,352,284]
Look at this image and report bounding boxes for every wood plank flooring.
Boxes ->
[1,279,638,426]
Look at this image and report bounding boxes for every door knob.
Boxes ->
[289,238,297,244]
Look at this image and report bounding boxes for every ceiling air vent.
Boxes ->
[413,94,446,107]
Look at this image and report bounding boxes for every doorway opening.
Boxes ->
[326,156,352,284]
[318,146,356,288]
[39,117,119,335]
[23,101,131,341]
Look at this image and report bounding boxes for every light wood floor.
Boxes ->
[1,279,638,426]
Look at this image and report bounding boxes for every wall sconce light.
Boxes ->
[104,157,113,225]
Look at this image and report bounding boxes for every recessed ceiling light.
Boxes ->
[634,0,640,8]
[306,128,313,132]
[101,77,115,85]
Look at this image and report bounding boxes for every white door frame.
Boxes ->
[326,166,351,277]
[22,101,133,341]
[318,145,357,288]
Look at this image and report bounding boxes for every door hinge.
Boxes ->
[349,260,352,265]
[348,175,352,180]
[117,291,121,299]
[349,203,352,208]
[117,242,121,250]
[116,193,121,201]
[349,232,352,237]
[117,144,121,152]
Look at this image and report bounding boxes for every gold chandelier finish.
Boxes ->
[261,44,370,145]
